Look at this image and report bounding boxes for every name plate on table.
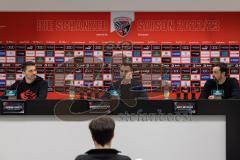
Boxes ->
[173,101,196,114]
[89,100,111,114]
[5,90,17,99]
[5,90,17,96]
[1,100,25,114]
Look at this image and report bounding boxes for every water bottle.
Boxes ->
[68,81,75,99]
[68,90,76,99]
[162,80,170,99]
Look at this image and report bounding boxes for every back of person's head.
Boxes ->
[89,116,115,146]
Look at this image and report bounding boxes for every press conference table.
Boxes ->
[0,99,239,115]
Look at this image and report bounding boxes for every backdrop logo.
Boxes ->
[113,17,132,37]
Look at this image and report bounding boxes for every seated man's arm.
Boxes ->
[37,81,48,100]
[230,78,240,99]
[101,82,119,99]
[131,80,148,99]
[199,80,211,99]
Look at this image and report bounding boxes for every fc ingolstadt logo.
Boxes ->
[113,17,132,37]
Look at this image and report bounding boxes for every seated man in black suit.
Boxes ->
[103,63,148,100]
[75,116,131,160]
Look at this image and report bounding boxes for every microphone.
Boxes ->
[214,80,222,99]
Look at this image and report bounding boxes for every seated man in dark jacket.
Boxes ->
[1,61,48,100]
[75,116,131,160]
[103,63,148,100]
[200,63,240,99]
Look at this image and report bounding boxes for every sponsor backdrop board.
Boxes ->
[0,12,240,99]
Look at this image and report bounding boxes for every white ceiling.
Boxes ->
[0,0,240,11]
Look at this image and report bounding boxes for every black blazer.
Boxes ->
[75,149,131,160]
[102,78,148,100]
